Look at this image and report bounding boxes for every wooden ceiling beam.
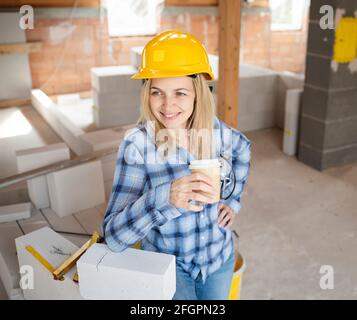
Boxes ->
[0,0,100,8]
[217,0,241,129]
[165,0,218,6]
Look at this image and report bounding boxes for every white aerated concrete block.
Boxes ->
[77,243,176,300]
[283,89,303,156]
[80,129,124,152]
[93,90,141,110]
[31,90,88,156]
[130,47,143,69]
[0,222,24,299]
[102,160,116,182]
[26,177,50,209]
[47,161,105,217]
[91,65,140,93]
[104,180,113,200]
[16,143,70,173]
[15,227,83,300]
[0,203,31,223]
[93,106,140,129]
[208,54,219,79]
[16,143,70,209]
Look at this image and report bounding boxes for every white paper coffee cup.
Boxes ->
[189,159,221,203]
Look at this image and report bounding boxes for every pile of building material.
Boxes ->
[0,225,176,300]
[91,65,142,128]
[14,143,106,217]
[12,94,132,202]
[0,205,104,300]
[1,142,107,299]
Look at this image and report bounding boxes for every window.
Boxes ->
[270,0,310,31]
[105,0,164,37]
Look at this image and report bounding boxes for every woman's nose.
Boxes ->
[162,95,176,109]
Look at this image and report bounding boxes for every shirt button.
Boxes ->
[200,214,204,219]
[201,236,205,240]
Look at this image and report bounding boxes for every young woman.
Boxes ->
[103,30,251,300]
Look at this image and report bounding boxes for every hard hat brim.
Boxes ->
[131,68,215,81]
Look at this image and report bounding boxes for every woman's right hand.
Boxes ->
[169,172,219,212]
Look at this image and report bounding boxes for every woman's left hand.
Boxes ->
[217,203,236,228]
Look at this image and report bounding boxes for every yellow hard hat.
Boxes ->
[131,30,214,80]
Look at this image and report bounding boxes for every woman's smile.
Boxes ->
[160,111,182,120]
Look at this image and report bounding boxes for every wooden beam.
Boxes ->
[0,42,42,55]
[0,0,100,7]
[0,98,30,109]
[49,90,92,102]
[218,0,241,129]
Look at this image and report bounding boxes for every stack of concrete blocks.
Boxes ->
[46,160,106,217]
[207,57,305,133]
[91,65,142,129]
[0,13,32,101]
[15,227,83,300]
[238,64,279,132]
[15,143,70,210]
[77,243,176,300]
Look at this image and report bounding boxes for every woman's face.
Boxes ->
[149,76,195,130]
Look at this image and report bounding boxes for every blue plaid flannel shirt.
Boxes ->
[103,116,251,283]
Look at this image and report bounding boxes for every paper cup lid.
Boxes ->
[189,159,220,169]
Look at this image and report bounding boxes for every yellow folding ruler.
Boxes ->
[25,231,102,283]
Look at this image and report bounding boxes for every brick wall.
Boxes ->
[25,6,307,95]
[242,9,308,73]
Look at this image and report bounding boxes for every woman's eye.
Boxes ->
[151,91,160,96]
[176,92,186,96]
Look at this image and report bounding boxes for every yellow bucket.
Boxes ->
[228,251,246,300]
[132,241,141,250]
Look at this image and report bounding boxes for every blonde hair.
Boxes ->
[136,74,217,160]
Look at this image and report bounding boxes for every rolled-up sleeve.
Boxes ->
[103,139,182,252]
[221,131,251,214]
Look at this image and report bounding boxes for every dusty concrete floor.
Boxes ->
[236,128,357,300]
